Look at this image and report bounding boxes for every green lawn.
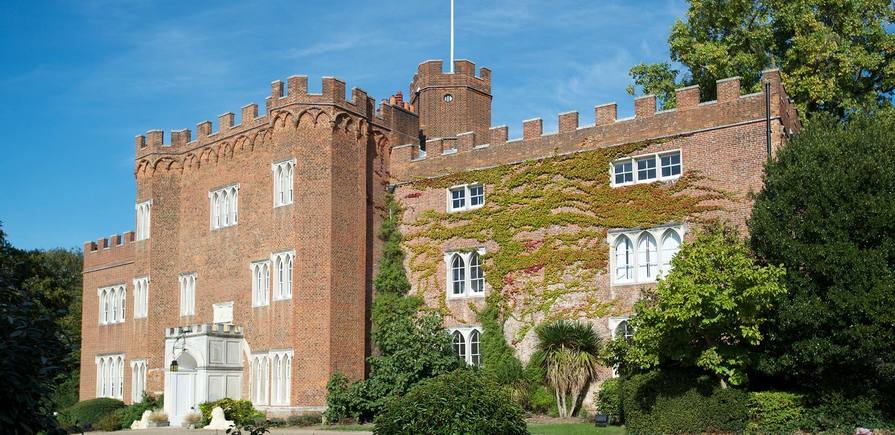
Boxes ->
[527,423,625,435]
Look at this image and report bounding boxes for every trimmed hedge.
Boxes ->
[595,378,623,423]
[373,369,528,435]
[198,398,263,426]
[623,370,748,434]
[60,398,126,430]
[803,391,890,432]
[747,391,806,433]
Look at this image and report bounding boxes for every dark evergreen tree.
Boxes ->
[749,114,895,406]
[0,224,75,434]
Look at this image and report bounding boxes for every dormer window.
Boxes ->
[447,184,485,212]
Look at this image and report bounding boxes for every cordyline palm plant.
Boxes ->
[531,320,602,418]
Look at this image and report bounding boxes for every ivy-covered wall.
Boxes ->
[394,132,750,362]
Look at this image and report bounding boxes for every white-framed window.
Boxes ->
[272,159,295,207]
[611,150,682,187]
[270,349,293,406]
[447,183,485,212]
[130,359,147,403]
[98,284,127,325]
[96,354,125,399]
[135,200,152,241]
[251,260,271,307]
[444,249,486,299]
[637,233,658,281]
[179,273,197,316]
[271,251,294,301]
[608,225,685,285]
[449,327,482,366]
[133,277,149,319]
[209,184,239,229]
[251,353,270,406]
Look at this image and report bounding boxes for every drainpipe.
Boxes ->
[764,80,772,159]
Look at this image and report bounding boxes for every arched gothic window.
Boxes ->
[615,320,634,341]
[614,236,634,282]
[661,230,681,274]
[452,330,466,360]
[118,286,126,321]
[271,355,280,406]
[638,233,658,280]
[469,330,481,366]
[451,255,465,296]
[469,253,484,294]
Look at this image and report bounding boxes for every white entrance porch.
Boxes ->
[163,323,245,427]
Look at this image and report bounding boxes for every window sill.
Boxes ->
[610,175,681,188]
[447,292,486,300]
[273,202,293,209]
[447,204,485,213]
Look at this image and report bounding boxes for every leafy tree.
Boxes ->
[617,225,786,388]
[530,320,602,417]
[749,113,895,395]
[628,0,895,116]
[325,195,463,422]
[0,223,71,433]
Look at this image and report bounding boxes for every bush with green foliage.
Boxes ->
[615,225,786,388]
[114,393,162,429]
[60,398,126,430]
[373,369,528,435]
[595,378,623,423]
[750,113,895,417]
[198,398,263,426]
[286,412,322,427]
[802,391,891,432]
[324,195,463,423]
[747,391,806,433]
[95,412,122,431]
[623,369,748,434]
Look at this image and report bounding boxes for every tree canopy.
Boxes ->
[615,225,786,388]
[628,0,895,116]
[0,224,82,433]
[749,113,895,396]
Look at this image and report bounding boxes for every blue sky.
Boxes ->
[0,0,686,250]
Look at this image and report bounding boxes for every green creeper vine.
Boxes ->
[400,137,735,342]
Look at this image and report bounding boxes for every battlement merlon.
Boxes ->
[391,70,802,180]
[83,231,136,271]
[409,59,492,98]
[134,75,406,161]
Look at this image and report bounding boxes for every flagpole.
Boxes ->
[450,0,454,73]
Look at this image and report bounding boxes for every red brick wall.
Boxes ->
[81,62,800,410]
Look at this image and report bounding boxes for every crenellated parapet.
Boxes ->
[83,231,136,270]
[391,70,801,181]
[134,76,420,178]
[409,59,491,96]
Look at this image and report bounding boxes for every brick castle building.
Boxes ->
[80,58,799,424]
